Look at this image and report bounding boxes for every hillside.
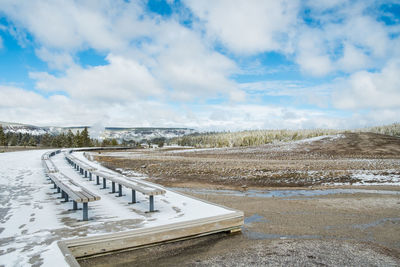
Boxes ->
[95,132,400,188]
[0,122,195,142]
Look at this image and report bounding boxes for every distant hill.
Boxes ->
[101,127,196,142]
[0,122,196,142]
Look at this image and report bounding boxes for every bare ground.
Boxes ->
[80,191,400,266]
[94,133,400,188]
[79,132,400,266]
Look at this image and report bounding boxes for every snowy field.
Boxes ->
[0,150,235,266]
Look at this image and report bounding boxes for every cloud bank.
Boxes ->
[0,0,399,130]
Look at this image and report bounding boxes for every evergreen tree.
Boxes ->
[66,130,74,147]
[41,133,52,147]
[10,134,17,146]
[81,127,91,147]
[0,125,6,146]
[101,138,110,147]
[74,130,81,147]
[28,136,37,146]
[111,138,118,146]
[17,133,23,145]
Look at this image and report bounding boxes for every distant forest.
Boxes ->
[0,126,123,148]
[1,123,399,149]
[173,123,400,148]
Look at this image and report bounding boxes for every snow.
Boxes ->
[0,149,235,266]
[325,170,400,186]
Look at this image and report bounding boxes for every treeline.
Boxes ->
[0,125,120,148]
[173,129,342,148]
[361,123,400,137]
[172,123,400,148]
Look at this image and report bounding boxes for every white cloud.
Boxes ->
[0,0,137,51]
[185,0,300,54]
[0,86,46,108]
[333,60,400,109]
[336,43,370,72]
[295,28,334,76]
[30,54,164,102]
[295,1,397,76]
[35,48,76,70]
[1,0,400,130]
[150,21,241,101]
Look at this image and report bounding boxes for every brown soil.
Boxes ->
[80,191,400,266]
[80,133,400,266]
[94,133,400,188]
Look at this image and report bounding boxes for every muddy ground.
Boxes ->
[80,190,400,266]
[94,133,400,188]
[79,132,400,266]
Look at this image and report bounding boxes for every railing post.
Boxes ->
[83,203,88,221]
[130,189,136,204]
[149,195,154,212]
[102,178,106,189]
[117,184,122,197]
[73,201,78,210]
[111,182,115,193]
[96,175,100,185]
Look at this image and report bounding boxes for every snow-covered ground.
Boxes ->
[0,150,235,266]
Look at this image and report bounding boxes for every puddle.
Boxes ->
[244,214,268,225]
[326,217,400,231]
[242,228,323,240]
[173,187,400,199]
[353,217,400,230]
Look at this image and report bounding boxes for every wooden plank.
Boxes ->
[48,172,100,203]
[63,211,244,258]
[91,170,165,196]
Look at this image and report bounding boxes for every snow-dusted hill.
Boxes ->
[101,127,196,142]
[0,122,196,141]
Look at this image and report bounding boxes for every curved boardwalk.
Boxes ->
[0,149,243,266]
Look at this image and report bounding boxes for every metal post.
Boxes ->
[61,190,65,198]
[89,172,92,181]
[117,184,122,197]
[53,183,57,189]
[65,193,69,202]
[83,202,88,221]
[130,189,136,204]
[102,178,106,189]
[57,187,60,193]
[111,182,115,193]
[96,175,100,185]
[149,195,154,212]
[84,170,87,178]
[73,201,78,210]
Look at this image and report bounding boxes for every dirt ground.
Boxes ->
[80,190,400,266]
[94,133,400,188]
[79,132,400,266]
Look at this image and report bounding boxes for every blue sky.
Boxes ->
[0,0,399,130]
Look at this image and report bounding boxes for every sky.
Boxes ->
[0,0,399,130]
